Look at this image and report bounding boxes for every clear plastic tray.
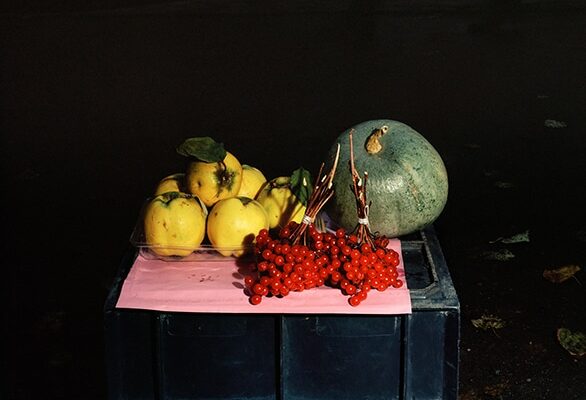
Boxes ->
[129,196,256,262]
[129,197,334,262]
[129,220,255,262]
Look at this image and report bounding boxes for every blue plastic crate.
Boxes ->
[104,226,459,399]
[280,228,460,400]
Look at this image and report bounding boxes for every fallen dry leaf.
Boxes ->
[557,328,586,357]
[544,119,567,128]
[543,265,581,283]
[483,382,510,397]
[480,249,515,261]
[472,315,506,330]
[490,230,530,244]
[458,388,480,400]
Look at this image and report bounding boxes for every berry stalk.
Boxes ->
[348,129,377,248]
[288,144,341,245]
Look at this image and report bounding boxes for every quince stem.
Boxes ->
[215,159,235,198]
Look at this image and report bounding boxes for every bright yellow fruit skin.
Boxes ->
[186,152,243,208]
[154,173,186,196]
[255,176,306,229]
[237,165,267,199]
[144,192,207,257]
[207,196,269,257]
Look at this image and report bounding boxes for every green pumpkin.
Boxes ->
[326,119,448,238]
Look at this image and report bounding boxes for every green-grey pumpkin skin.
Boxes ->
[326,119,448,238]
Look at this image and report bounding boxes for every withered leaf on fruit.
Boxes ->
[557,328,586,357]
[543,264,581,284]
[471,314,506,330]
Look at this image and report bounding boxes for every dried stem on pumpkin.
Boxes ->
[348,129,376,248]
[289,144,341,245]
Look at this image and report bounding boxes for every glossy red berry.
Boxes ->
[392,279,404,288]
[360,243,372,254]
[259,276,271,287]
[244,275,255,287]
[271,280,282,291]
[341,245,352,256]
[348,295,361,307]
[253,283,266,296]
[345,284,357,295]
[258,229,269,238]
[274,255,285,266]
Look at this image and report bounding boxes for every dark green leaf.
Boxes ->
[176,137,227,162]
[290,167,313,206]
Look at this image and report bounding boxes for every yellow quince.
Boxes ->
[154,173,186,196]
[237,164,267,199]
[177,137,243,208]
[207,196,269,257]
[255,176,307,229]
[143,192,207,257]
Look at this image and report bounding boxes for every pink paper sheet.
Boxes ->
[116,239,411,314]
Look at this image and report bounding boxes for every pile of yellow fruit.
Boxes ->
[143,137,309,257]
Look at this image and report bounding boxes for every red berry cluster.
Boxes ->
[245,222,403,306]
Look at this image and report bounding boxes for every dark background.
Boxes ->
[2,1,585,399]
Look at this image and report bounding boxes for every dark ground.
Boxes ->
[1,1,585,399]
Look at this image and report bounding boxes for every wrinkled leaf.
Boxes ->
[557,328,586,357]
[543,265,581,283]
[472,315,506,330]
[490,230,530,244]
[502,230,530,243]
[176,137,226,162]
[290,167,313,206]
[544,119,567,128]
[480,249,515,261]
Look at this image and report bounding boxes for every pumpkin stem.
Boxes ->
[365,125,389,154]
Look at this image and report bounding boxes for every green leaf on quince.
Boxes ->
[290,167,313,207]
[176,137,227,163]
